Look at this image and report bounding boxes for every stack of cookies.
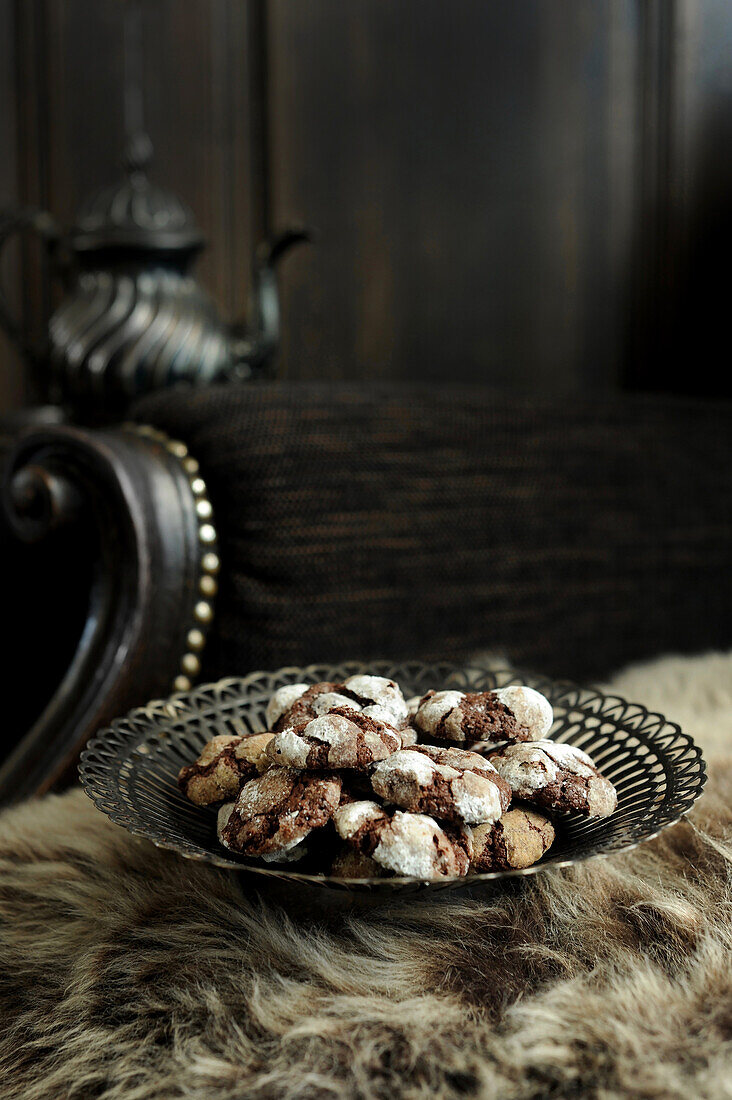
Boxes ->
[178,675,618,879]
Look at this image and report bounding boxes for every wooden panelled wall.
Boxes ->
[2,0,732,411]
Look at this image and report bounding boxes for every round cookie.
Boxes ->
[413,686,553,744]
[371,744,510,825]
[333,800,472,878]
[178,733,273,806]
[470,808,555,872]
[217,766,342,858]
[488,739,617,818]
[266,708,401,770]
[267,677,409,732]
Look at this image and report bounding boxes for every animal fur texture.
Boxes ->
[1,652,731,1100]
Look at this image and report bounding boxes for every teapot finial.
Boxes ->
[123,131,154,180]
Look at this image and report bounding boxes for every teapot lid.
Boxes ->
[71,134,204,254]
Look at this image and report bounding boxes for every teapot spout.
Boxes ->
[230,227,311,377]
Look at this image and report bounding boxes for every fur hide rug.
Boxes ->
[1,652,731,1100]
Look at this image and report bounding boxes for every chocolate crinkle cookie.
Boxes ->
[371,744,510,825]
[266,675,409,732]
[334,800,472,878]
[217,766,342,860]
[470,807,555,872]
[178,733,273,806]
[413,685,553,744]
[488,740,618,818]
[266,708,402,770]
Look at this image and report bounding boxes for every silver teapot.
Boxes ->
[0,139,307,421]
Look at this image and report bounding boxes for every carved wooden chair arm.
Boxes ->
[0,422,217,805]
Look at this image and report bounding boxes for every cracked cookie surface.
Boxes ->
[470,807,555,871]
[488,740,617,818]
[178,733,273,806]
[333,800,472,878]
[266,708,402,770]
[267,675,409,732]
[413,686,553,744]
[371,744,510,825]
[217,766,342,858]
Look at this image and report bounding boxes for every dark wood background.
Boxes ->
[2,0,732,411]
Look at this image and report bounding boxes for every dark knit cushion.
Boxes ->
[132,383,732,681]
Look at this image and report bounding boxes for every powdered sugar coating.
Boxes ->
[414,690,465,736]
[265,684,309,728]
[267,710,401,770]
[334,799,385,838]
[374,812,459,878]
[491,740,594,794]
[270,725,311,769]
[361,704,401,727]
[541,740,597,771]
[311,691,361,716]
[179,733,274,806]
[218,767,342,856]
[452,772,504,824]
[218,798,313,860]
[374,749,437,788]
[492,686,554,740]
[413,688,543,743]
[491,743,560,793]
[342,675,409,726]
[489,739,617,818]
[334,800,471,878]
[267,676,410,735]
[371,746,507,825]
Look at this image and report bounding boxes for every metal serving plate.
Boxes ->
[80,662,707,896]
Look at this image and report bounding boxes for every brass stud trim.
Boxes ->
[195,601,214,624]
[181,653,201,677]
[201,551,220,574]
[123,423,218,693]
[199,575,217,598]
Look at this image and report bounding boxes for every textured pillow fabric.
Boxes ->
[132,383,732,681]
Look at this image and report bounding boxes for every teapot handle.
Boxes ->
[0,208,61,365]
